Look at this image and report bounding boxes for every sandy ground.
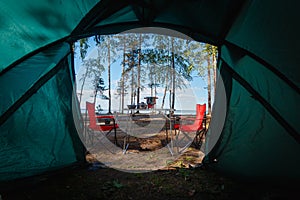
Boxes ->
[81,113,206,172]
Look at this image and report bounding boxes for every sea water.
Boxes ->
[81,109,196,115]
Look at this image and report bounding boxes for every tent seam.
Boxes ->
[224,41,300,95]
[0,53,71,127]
[0,37,69,77]
[221,57,300,144]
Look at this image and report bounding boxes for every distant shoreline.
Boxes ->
[80,109,196,115]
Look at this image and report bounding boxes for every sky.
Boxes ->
[74,35,213,113]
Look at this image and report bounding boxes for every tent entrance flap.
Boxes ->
[0,43,85,181]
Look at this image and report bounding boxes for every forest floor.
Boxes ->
[1,114,298,199]
[1,149,298,200]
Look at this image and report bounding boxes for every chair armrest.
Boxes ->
[96,115,116,125]
[179,117,195,121]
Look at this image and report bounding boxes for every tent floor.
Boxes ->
[1,155,298,200]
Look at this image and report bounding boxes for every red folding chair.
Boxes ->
[173,104,206,152]
[86,102,119,145]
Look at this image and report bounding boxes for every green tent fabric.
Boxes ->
[0,0,299,181]
[0,42,86,181]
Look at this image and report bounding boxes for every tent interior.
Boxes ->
[0,0,299,183]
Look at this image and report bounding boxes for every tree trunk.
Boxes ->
[212,51,217,98]
[149,63,155,97]
[79,67,89,105]
[131,58,135,105]
[207,57,212,114]
[154,64,157,97]
[171,37,175,113]
[121,40,126,114]
[161,64,169,109]
[93,89,97,105]
[137,34,142,108]
[161,85,168,109]
[108,37,112,114]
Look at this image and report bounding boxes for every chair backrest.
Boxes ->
[193,103,206,129]
[86,101,118,131]
[86,101,98,129]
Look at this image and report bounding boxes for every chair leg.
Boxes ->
[193,129,207,149]
[165,124,169,142]
[84,127,119,154]
[86,129,94,147]
[103,121,118,145]
[104,127,117,145]
[113,121,117,145]
[167,128,179,155]
[114,129,118,145]
[179,131,193,153]
[122,135,129,154]
[173,130,194,154]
